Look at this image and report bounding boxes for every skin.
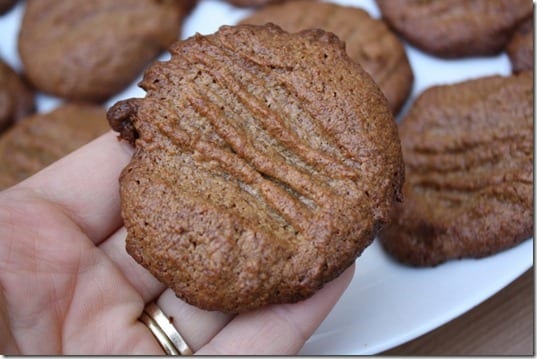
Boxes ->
[0,131,354,355]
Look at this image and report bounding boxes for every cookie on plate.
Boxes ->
[378,72,533,266]
[376,0,533,58]
[0,59,34,133]
[507,18,534,73]
[240,0,413,114]
[108,24,404,312]
[18,0,193,102]
[0,103,109,189]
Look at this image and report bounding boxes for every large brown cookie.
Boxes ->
[0,59,34,133]
[18,0,193,102]
[0,103,109,189]
[240,0,413,114]
[376,0,533,58]
[507,18,534,73]
[378,72,533,267]
[108,24,404,313]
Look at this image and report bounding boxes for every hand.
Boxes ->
[0,131,354,355]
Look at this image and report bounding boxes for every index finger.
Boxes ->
[13,130,133,243]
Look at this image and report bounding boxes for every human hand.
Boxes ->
[0,131,354,355]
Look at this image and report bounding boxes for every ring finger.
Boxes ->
[155,289,233,352]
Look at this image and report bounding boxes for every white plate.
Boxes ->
[0,0,533,355]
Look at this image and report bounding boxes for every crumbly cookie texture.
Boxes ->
[379,72,533,267]
[0,103,109,189]
[376,0,533,58]
[18,0,193,102]
[108,24,404,313]
[240,0,413,114]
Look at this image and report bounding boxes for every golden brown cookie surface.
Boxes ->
[108,24,404,313]
[376,0,533,58]
[378,72,533,266]
[240,0,413,114]
[18,0,193,102]
[0,103,109,189]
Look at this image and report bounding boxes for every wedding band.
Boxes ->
[140,312,180,355]
[141,302,193,355]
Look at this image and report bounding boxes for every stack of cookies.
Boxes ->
[0,0,533,312]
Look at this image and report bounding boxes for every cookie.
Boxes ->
[376,0,533,58]
[18,0,193,102]
[0,59,34,133]
[378,72,533,266]
[240,0,413,114]
[507,18,534,73]
[108,24,404,312]
[0,103,109,189]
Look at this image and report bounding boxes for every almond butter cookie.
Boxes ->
[18,0,194,102]
[240,0,413,114]
[378,72,533,266]
[0,103,109,189]
[108,24,404,312]
[376,0,533,58]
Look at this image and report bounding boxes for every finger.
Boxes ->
[99,228,233,351]
[60,245,164,355]
[196,264,355,355]
[155,289,233,352]
[18,130,134,244]
[0,285,20,354]
[99,226,166,303]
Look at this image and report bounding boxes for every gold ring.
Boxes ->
[141,302,193,355]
